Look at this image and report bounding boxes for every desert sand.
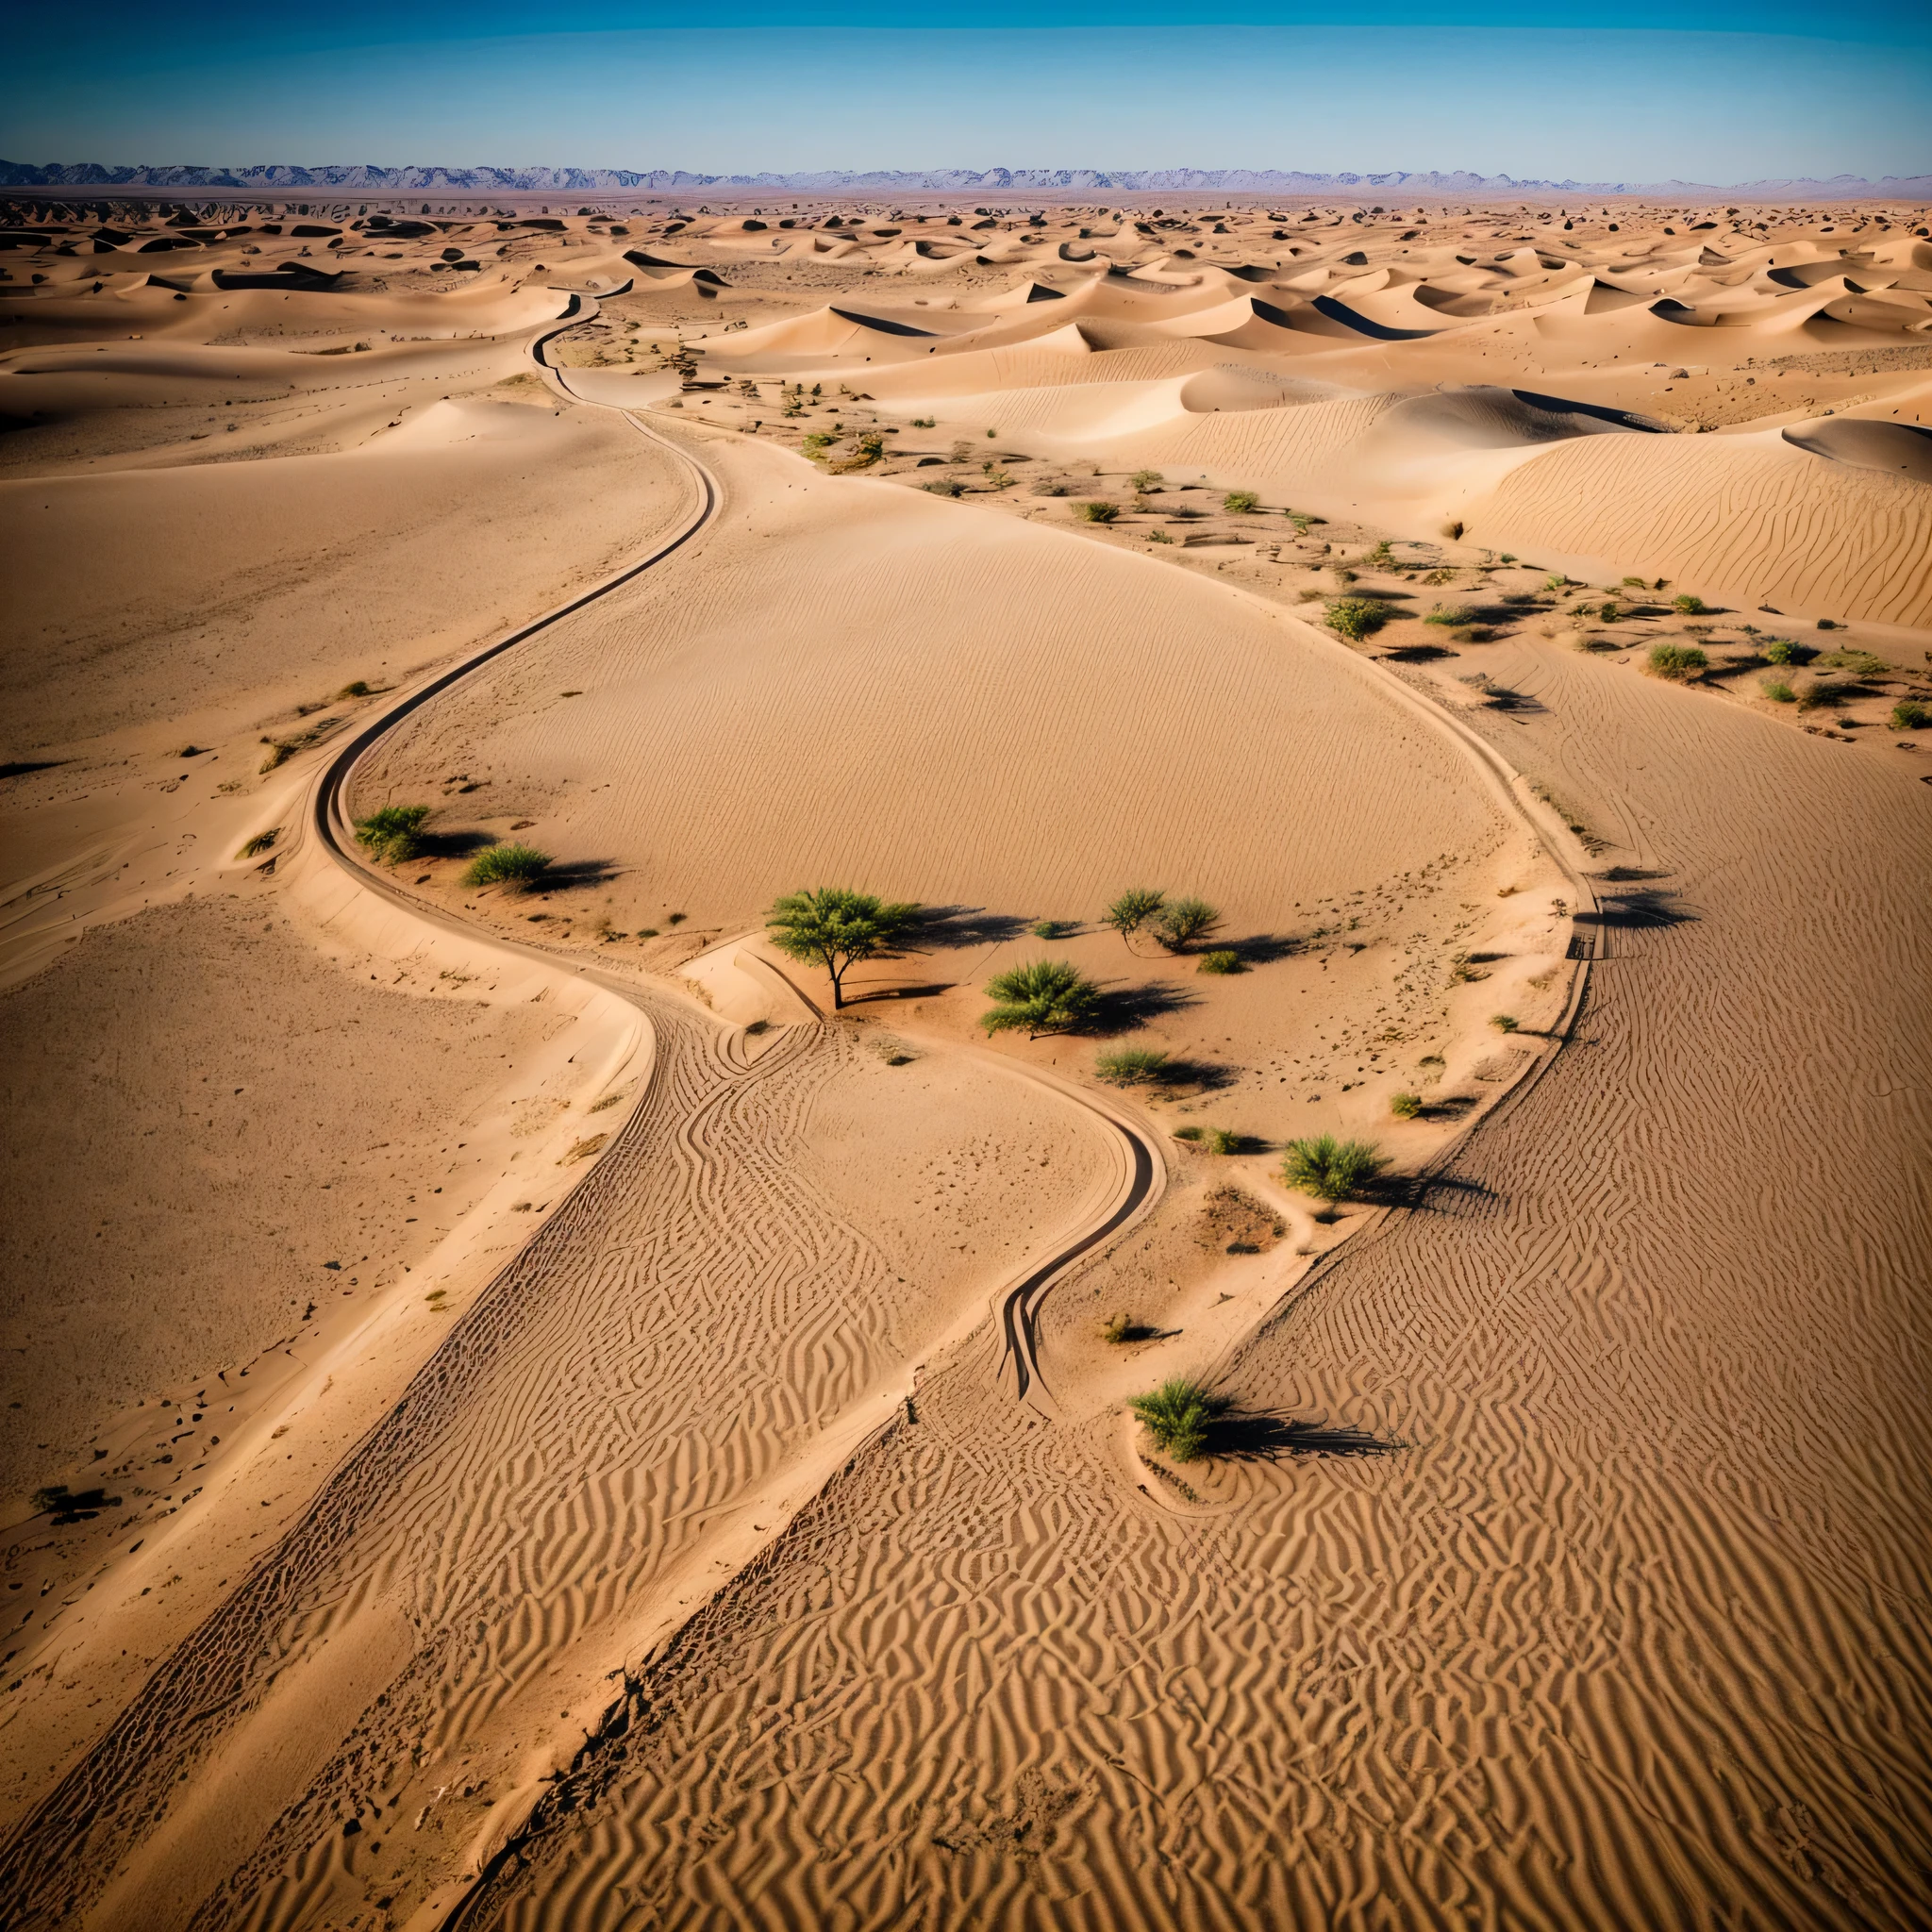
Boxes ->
[1,188,1928,1930]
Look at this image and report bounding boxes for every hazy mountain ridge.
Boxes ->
[5,159,1929,199]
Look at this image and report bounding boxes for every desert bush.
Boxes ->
[1793,679,1840,712]
[924,477,965,497]
[1223,490,1259,514]
[1424,604,1474,626]
[981,958,1101,1037]
[832,431,885,471]
[1280,1134,1389,1213]
[1890,698,1929,731]
[1203,1126,1240,1155]
[1129,1377,1227,1463]
[236,827,279,859]
[463,842,552,890]
[1390,1091,1422,1119]
[1647,642,1707,680]
[1196,949,1244,975]
[1096,1046,1170,1086]
[1362,539,1394,567]
[911,415,936,427]
[1074,500,1120,524]
[1324,596,1386,641]
[1672,593,1707,614]
[1029,477,1069,496]
[1132,469,1164,492]
[1174,1124,1204,1141]
[338,679,373,698]
[354,804,431,864]
[801,432,836,456]
[1104,887,1166,941]
[1441,519,1464,540]
[1598,599,1623,623]
[1030,918,1072,940]
[1761,677,1796,704]
[1491,1013,1519,1033]
[1153,897,1220,952]
[1763,636,1807,665]
[1148,528,1174,543]
[768,886,920,1009]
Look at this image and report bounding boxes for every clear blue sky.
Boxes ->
[7,5,1929,183]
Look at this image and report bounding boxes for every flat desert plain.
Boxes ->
[1,189,1929,1930]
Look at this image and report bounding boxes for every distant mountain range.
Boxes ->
[5,160,1929,200]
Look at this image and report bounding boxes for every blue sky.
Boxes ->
[8,5,1929,183]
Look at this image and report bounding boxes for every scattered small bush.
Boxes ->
[1029,477,1069,496]
[1101,1311,1148,1344]
[1761,677,1796,704]
[1223,490,1259,514]
[1030,918,1072,940]
[1148,528,1174,543]
[1324,596,1386,642]
[1361,539,1394,567]
[1890,699,1929,731]
[981,958,1101,1037]
[910,415,936,427]
[1763,636,1808,665]
[1203,1126,1240,1156]
[801,432,837,456]
[1425,604,1475,626]
[1647,642,1707,681]
[236,827,279,859]
[1793,679,1840,713]
[355,804,431,864]
[1104,887,1166,941]
[463,842,553,890]
[1074,500,1120,524]
[1672,593,1707,615]
[1280,1134,1389,1214]
[1390,1092,1423,1119]
[1174,1124,1204,1141]
[1096,1046,1170,1086]
[1196,949,1244,975]
[1153,897,1221,952]
[1129,1377,1228,1463]
[338,679,373,698]
[1132,469,1164,492]
[924,477,965,497]
[1491,1013,1519,1033]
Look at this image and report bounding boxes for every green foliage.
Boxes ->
[1174,1124,1204,1141]
[463,842,552,890]
[354,804,431,864]
[1324,596,1386,642]
[1598,599,1623,623]
[1890,698,1930,731]
[1104,887,1166,941]
[1131,469,1164,492]
[1761,677,1796,704]
[1491,1013,1519,1033]
[236,827,279,859]
[1147,528,1174,543]
[1763,636,1808,665]
[1281,1134,1389,1210]
[1030,918,1072,940]
[338,679,373,698]
[1543,575,1570,591]
[1223,490,1259,514]
[1647,642,1707,680]
[1096,1046,1170,1087]
[1129,1378,1228,1463]
[1793,678,1840,713]
[801,432,837,456]
[767,886,921,1009]
[1671,593,1706,614]
[1203,1126,1240,1156]
[1818,648,1890,678]
[1390,1091,1423,1119]
[831,430,885,471]
[1424,603,1474,626]
[1029,477,1070,496]
[980,958,1101,1037]
[1196,949,1244,975]
[910,415,936,427]
[1074,500,1120,524]
[1153,897,1221,953]
[1361,538,1394,567]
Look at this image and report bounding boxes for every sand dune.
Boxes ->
[0,189,1926,1932]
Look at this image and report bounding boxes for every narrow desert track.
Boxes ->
[463,654,1932,1931]
[0,298,1167,1932]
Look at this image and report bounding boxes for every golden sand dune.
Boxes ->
[0,189,1926,1931]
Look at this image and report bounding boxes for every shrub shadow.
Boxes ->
[1208,1410,1400,1461]
[915,905,1035,949]
[1091,981,1200,1034]
[1574,888,1695,930]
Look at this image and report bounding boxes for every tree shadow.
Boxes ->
[914,905,1036,949]
[1091,980,1200,1034]
[1377,1169,1494,1211]
[1208,1409,1400,1461]
[1592,864,1671,883]
[1380,643,1453,663]
[844,981,955,1007]
[1574,887,1695,930]
[1223,931,1306,965]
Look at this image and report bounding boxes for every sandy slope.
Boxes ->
[463,626,1932,1932]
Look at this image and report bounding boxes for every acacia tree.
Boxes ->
[767,887,920,1010]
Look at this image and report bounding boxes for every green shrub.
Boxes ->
[1148,528,1174,543]
[1598,600,1623,623]
[1324,596,1386,641]
[1196,949,1244,975]
[1223,490,1259,514]
[911,415,936,427]
[1203,1126,1239,1156]
[1761,677,1796,704]
[1153,897,1221,952]
[1361,539,1394,567]
[1280,1134,1389,1213]
[1891,699,1930,731]
[1390,1092,1422,1119]
[1793,679,1840,713]
[1030,918,1072,940]
[1129,1377,1227,1463]
[1672,593,1707,615]
[1763,636,1806,665]
[236,827,279,859]
[981,958,1101,1037]
[801,432,836,456]
[1424,604,1474,626]
[1104,887,1166,941]
[1174,1124,1204,1141]
[1029,477,1069,496]
[1132,469,1164,492]
[354,804,432,864]
[1647,642,1707,681]
[1074,500,1120,524]
[463,842,552,890]
[1491,1013,1519,1033]
[1096,1046,1170,1086]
